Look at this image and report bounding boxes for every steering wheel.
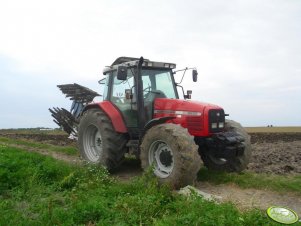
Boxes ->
[144,90,167,101]
[112,96,123,104]
[143,86,152,99]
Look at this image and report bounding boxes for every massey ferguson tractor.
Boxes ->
[50,56,251,189]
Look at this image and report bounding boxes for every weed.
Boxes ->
[0,147,293,225]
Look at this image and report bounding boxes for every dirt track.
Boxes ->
[1,132,301,175]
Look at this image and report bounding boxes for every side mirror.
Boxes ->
[117,66,127,80]
[192,70,198,82]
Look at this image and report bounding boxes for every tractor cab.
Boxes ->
[102,58,179,129]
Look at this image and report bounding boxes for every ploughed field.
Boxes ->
[248,132,301,174]
[1,129,301,175]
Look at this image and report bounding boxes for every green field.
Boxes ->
[245,126,301,133]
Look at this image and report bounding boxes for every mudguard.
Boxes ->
[141,116,175,139]
[83,101,128,133]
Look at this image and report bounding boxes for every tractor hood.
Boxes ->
[153,98,225,137]
[154,98,223,114]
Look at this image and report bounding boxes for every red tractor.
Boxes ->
[50,57,251,188]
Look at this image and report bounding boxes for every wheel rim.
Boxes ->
[148,140,174,178]
[82,124,102,162]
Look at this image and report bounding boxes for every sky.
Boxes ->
[0,0,300,128]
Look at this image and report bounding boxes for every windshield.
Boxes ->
[141,69,177,99]
[110,68,178,104]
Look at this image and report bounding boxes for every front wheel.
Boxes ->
[140,124,201,189]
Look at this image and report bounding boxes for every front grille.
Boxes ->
[187,116,203,132]
[209,109,225,133]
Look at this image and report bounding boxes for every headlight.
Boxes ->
[211,123,217,129]
[218,122,224,128]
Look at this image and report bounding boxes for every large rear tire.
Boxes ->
[140,124,201,189]
[200,119,251,172]
[78,108,127,171]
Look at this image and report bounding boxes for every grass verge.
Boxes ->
[0,136,77,155]
[198,168,301,195]
[0,145,288,226]
[0,128,65,135]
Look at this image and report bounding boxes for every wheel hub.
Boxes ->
[159,150,173,167]
[82,124,103,162]
[95,136,102,147]
[149,140,174,178]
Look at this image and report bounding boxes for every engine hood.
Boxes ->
[154,98,223,113]
[153,98,225,137]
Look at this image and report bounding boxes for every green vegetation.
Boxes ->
[198,168,301,195]
[0,146,285,226]
[0,137,77,156]
[0,128,64,135]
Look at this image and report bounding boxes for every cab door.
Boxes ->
[110,71,138,128]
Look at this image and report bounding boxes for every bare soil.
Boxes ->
[0,133,75,146]
[248,141,301,174]
[196,182,301,216]
[248,133,301,174]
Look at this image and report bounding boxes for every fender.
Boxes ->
[83,101,128,133]
[141,116,175,140]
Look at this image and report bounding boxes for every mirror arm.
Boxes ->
[173,67,198,84]
[178,67,188,84]
[98,78,106,84]
[176,84,187,100]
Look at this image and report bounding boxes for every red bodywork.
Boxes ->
[86,99,223,137]
[85,101,128,133]
[153,98,223,137]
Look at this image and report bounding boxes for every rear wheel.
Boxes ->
[78,108,127,171]
[140,124,201,189]
[200,119,251,172]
